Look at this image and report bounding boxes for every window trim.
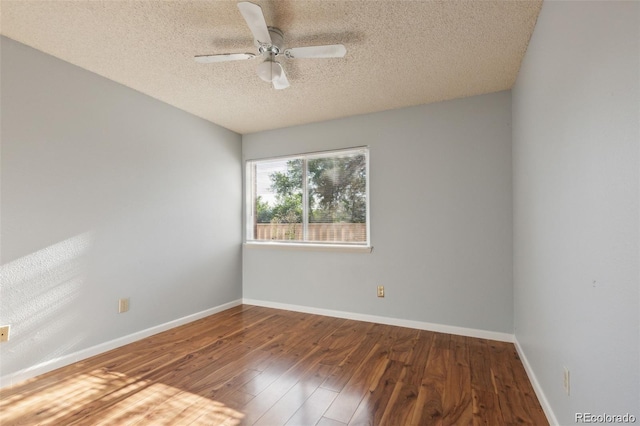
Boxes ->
[243,242,373,253]
[244,146,371,250]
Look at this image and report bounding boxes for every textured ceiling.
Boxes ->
[0,0,542,134]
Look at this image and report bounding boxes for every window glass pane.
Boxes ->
[253,158,303,241]
[307,152,367,243]
[247,147,368,246]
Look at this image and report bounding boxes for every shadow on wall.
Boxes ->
[0,232,94,376]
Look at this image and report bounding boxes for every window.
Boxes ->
[246,147,369,247]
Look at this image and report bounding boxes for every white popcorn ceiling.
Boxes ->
[0,0,542,134]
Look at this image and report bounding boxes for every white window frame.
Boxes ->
[244,147,371,252]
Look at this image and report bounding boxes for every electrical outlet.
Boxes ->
[118,298,130,313]
[0,325,10,342]
[377,285,385,297]
[563,366,570,396]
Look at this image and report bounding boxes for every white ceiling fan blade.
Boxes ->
[237,2,272,45]
[272,69,289,90]
[195,53,255,63]
[284,44,346,59]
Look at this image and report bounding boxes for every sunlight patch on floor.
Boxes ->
[0,369,245,425]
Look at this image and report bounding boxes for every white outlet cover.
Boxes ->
[563,367,570,396]
[118,298,130,313]
[0,325,10,342]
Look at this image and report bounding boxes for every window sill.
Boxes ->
[243,242,373,253]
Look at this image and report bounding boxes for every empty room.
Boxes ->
[0,0,638,425]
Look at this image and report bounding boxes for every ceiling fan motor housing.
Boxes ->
[259,27,284,55]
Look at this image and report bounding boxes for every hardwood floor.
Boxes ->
[0,305,547,425]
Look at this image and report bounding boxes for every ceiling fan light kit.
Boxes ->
[195,1,347,90]
[257,56,283,82]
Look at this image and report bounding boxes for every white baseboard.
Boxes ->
[514,337,558,426]
[0,299,242,389]
[242,298,514,343]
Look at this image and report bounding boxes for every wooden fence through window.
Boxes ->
[255,223,366,242]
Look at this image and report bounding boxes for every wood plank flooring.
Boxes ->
[0,305,548,425]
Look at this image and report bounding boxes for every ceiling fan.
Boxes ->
[195,1,347,89]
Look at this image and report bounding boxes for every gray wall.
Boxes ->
[512,2,639,423]
[243,91,513,333]
[0,37,242,377]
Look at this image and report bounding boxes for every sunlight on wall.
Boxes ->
[0,369,245,425]
[0,232,94,373]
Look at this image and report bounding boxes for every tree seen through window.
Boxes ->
[251,149,368,243]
